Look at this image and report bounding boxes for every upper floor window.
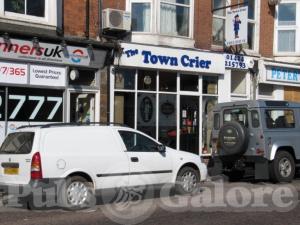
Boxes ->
[5,0,45,17]
[246,0,257,50]
[131,2,151,32]
[276,3,298,53]
[0,0,58,27]
[160,0,191,37]
[212,0,226,46]
[130,0,193,38]
[212,0,258,51]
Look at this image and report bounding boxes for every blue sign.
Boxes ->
[267,67,300,84]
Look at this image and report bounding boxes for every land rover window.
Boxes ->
[223,108,248,127]
[0,132,34,154]
[119,131,159,152]
[265,109,295,129]
[251,110,260,128]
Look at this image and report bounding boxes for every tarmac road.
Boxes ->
[1,178,300,225]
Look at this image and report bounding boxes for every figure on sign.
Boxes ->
[233,14,241,39]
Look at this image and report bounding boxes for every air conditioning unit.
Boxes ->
[102,8,131,31]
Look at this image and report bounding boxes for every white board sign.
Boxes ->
[30,65,66,87]
[117,43,225,74]
[225,6,248,46]
[0,62,28,84]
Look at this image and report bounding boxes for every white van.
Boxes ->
[0,123,207,208]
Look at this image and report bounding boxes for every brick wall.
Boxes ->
[259,1,275,58]
[194,0,212,50]
[64,0,100,39]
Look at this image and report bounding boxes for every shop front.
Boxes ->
[259,60,300,101]
[111,43,225,155]
[0,37,108,143]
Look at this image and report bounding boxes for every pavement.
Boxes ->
[1,177,300,225]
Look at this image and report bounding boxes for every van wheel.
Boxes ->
[270,151,295,183]
[59,176,95,210]
[175,167,200,195]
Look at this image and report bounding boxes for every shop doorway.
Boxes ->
[180,95,199,154]
[70,93,95,123]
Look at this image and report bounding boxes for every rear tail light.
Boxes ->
[31,152,43,180]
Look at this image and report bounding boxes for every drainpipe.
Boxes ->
[85,0,90,39]
[98,0,103,40]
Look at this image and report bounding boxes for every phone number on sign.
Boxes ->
[0,67,26,76]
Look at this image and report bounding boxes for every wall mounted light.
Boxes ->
[3,32,11,45]
[32,37,40,49]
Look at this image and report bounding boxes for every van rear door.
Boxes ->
[0,132,35,185]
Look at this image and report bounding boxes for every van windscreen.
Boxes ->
[0,132,34,154]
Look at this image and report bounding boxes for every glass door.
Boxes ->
[70,93,95,123]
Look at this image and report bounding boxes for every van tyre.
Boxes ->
[58,176,95,210]
[269,151,295,183]
[175,167,200,195]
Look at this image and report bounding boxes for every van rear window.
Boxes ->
[0,132,34,154]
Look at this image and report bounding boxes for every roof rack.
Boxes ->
[17,122,129,130]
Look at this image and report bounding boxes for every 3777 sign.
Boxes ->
[0,87,63,122]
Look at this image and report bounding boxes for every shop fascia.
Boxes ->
[260,60,300,86]
[0,37,107,68]
[116,43,225,74]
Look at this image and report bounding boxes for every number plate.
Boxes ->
[4,167,19,175]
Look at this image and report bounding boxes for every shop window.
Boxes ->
[231,71,246,95]
[258,83,274,96]
[69,69,96,87]
[137,93,156,138]
[180,74,198,92]
[5,0,45,17]
[212,0,226,46]
[114,92,135,128]
[131,2,151,32]
[276,3,298,53]
[159,71,177,92]
[160,0,191,37]
[159,94,177,149]
[114,68,135,90]
[138,70,157,91]
[203,76,218,94]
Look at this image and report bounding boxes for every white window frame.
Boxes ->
[126,0,194,39]
[128,0,154,34]
[274,1,300,56]
[246,0,260,52]
[158,0,194,38]
[0,0,57,27]
[212,0,228,47]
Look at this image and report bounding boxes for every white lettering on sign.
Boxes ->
[30,65,66,87]
[0,62,28,84]
[266,67,300,84]
[116,43,225,74]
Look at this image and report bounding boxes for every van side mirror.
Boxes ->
[157,144,166,152]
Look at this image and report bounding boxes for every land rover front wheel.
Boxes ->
[269,151,295,183]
